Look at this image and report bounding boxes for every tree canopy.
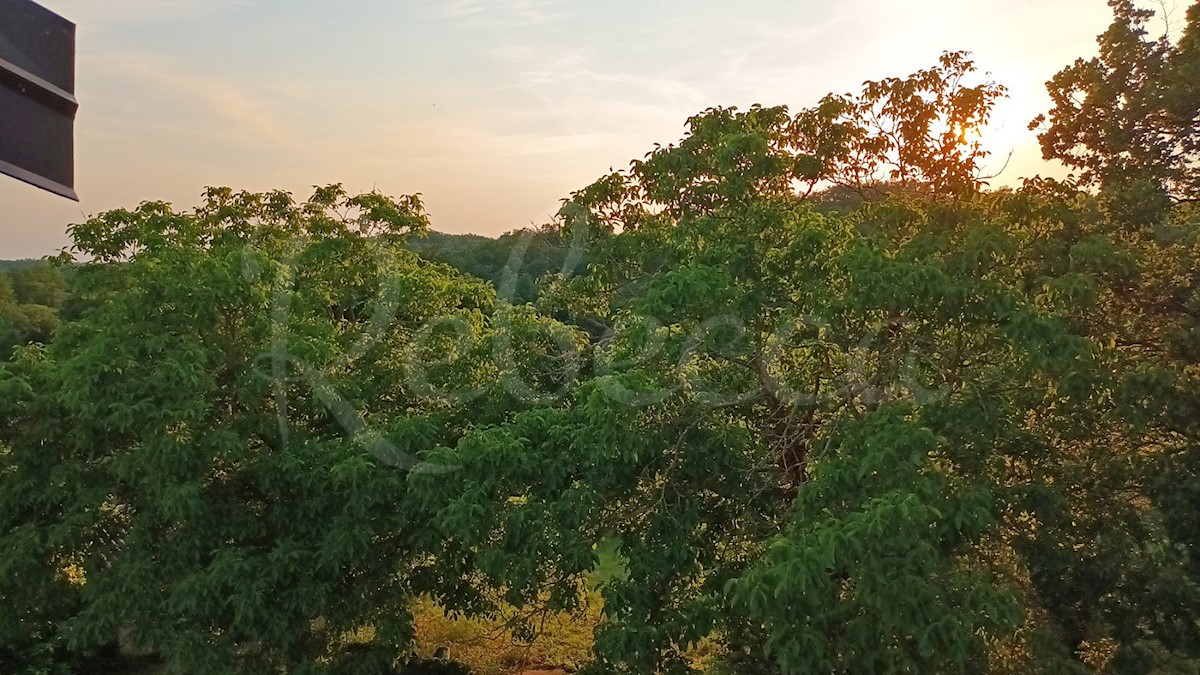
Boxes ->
[3,3,1200,674]
[1034,0,1200,219]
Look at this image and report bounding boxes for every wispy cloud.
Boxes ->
[44,0,248,26]
[6,0,1117,260]
[88,51,307,155]
[439,0,563,26]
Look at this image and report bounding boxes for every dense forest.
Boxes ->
[2,2,1200,673]
[0,230,575,357]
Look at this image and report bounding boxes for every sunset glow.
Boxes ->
[2,0,1116,258]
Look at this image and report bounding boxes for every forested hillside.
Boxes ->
[0,259,45,271]
[0,229,572,360]
[2,2,1199,674]
[0,262,69,357]
[403,229,581,305]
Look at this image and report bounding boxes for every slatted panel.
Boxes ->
[0,0,77,200]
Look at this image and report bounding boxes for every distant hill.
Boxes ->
[2,228,581,305]
[405,229,582,304]
[0,258,44,271]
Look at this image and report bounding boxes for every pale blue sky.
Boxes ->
[2,0,1118,258]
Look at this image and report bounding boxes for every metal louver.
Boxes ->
[0,0,77,200]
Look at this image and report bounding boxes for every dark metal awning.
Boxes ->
[0,0,78,200]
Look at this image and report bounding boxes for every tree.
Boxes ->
[8,262,68,308]
[576,51,1001,235]
[1030,1,1200,661]
[0,185,573,673]
[407,50,1200,672]
[809,51,1007,197]
[4,36,1200,675]
[406,228,584,305]
[0,270,62,356]
[979,179,1200,673]
[406,69,1186,674]
[0,273,15,307]
[1034,0,1200,220]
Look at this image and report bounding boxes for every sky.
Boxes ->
[1,0,1123,259]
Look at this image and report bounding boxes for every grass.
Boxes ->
[411,540,627,674]
[411,594,601,674]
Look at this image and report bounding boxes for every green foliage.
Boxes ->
[4,20,1200,675]
[0,259,43,271]
[0,265,66,356]
[406,229,583,305]
[8,262,68,308]
[733,408,1020,673]
[0,272,14,307]
[0,185,565,673]
[478,164,1100,672]
[411,46,1199,673]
